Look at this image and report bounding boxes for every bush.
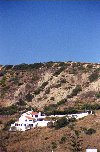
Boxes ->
[25,93,33,102]
[60,136,67,144]
[0,76,6,86]
[69,117,76,122]
[0,71,4,77]
[3,119,15,131]
[96,92,100,98]
[47,121,54,128]
[34,81,48,95]
[11,76,19,85]
[44,104,57,114]
[16,99,27,106]
[85,128,96,135]
[53,67,65,76]
[51,142,57,149]
[46,61,54,68]
[57,99,67,106]
[50,97,55,101]
[81,103,100,110]
[13,63,44,70]
[4,65,13,70]
[89,71,99,82]
[64,107,78,114]
[54,117,69,129]
[60,78,66,83]
[45,88,50,94]
[71,85,82,96]
[0,105,18,115]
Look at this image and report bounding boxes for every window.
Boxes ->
[24,124,26,126]
[35,115,38,117]
[29,120,32,121]
[15,124,18,126]
[38,118,43,121]
[29,124,33,127]
[25,119,27,121]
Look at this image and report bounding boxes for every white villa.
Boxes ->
[10,111,50,131]
[10,110,93,131]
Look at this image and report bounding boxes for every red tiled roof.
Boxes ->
[29,111,38,115]
[25,116,35,120]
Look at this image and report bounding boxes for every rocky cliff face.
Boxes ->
[0,62,100,110]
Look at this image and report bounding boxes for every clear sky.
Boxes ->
[0,0,100,65]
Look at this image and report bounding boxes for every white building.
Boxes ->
[10,111,50,131]
[86,148,97,152]
[9,110,93,131]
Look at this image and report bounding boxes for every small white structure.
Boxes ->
[49,111,92,120]
[68,111,91,119]
[86,148,97,152]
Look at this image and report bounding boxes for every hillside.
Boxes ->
[1,111,100,152]
[0,61,100,152]
[0,61,100,111]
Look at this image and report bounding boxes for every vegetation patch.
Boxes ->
[89,69,99,82]
[84,128,96,135]
[81,103,100,110]
[68,85,82,98]
[54,117,69,129]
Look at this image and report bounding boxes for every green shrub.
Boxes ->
[81,103,100,110]
[34,81,48,95]
[53,66,65,76]
[57,99,67,106]
[34,88,42,95]
[25,93,33,102]
[45,88,50,94]
[89,71,99,82]
[54,117,69,129]
[60,78,66,83]
[4,65,13,70]
[0,105,18,115]
[96,92,100,98]
[71,85,82,96]
[13,63,44,70]
[85,128,96,135]
[50,97,55,101]
[17,99,27,106]
[64,107,78,114]
[0,76,6,86]
[0,71,5,77]
[51,142,57,149]
[69,117,76,122]
[46,61,54,68]
[44,104,57,114]
[3,119,15,131]
[11,76,19,85]
[60,136,67,144]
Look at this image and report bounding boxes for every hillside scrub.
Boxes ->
[54,117,69,129]
[44,105,78,115]
[84,128,96,135]
[89,70,99,82]
[81,103,100,110]
[0,105,19,115]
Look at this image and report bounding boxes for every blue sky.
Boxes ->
[0,0,100,65]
